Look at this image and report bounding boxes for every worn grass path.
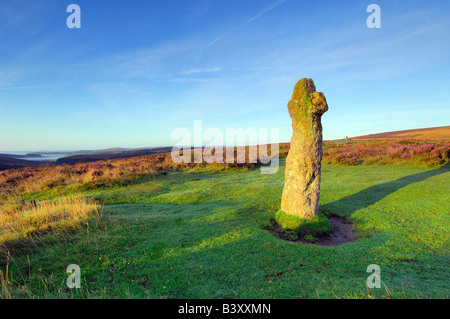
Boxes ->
[2,160,449,298]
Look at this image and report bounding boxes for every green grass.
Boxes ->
[1,160,449,298]
[275,210,333,237]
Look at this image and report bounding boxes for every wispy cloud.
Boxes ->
[156,77,219,83]
[0,85,63,90]
[181,67,222,74]
[203,0,286,49]
[97,41,197,79]
[78,43,98,52]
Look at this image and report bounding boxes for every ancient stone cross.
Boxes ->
[281,78,328,219]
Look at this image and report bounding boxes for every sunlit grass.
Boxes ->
[0,194,100,244]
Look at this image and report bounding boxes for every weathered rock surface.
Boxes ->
[281,78,328,219]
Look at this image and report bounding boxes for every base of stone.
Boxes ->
[269,214,356,246]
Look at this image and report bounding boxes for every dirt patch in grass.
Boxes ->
[269,214,356,246]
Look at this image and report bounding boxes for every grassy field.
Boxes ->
[1,158,448,299]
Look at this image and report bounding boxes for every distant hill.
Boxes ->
[2,126,448,172]
[0,156,43,171]
[349,126,450,141]
[73,147,141,154]
[0,147,174,171]
[56,147,173,165]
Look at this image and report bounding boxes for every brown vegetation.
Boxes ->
[349,126,450,141]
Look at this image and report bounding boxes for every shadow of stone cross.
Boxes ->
[321,162,449,217]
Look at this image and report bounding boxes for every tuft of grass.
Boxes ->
[275,210,333,237]
[0,194,100,245]
[274,210,304,229]
[304,234,318,243]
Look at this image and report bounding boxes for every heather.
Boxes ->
[323,140,450,166]
[0,147,268,199]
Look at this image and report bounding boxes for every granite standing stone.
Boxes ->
[281,78,328,219]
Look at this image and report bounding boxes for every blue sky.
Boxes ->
[0,0,449,151]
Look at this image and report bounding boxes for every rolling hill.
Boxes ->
[349,126,450,141]
[0,156,43,171]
